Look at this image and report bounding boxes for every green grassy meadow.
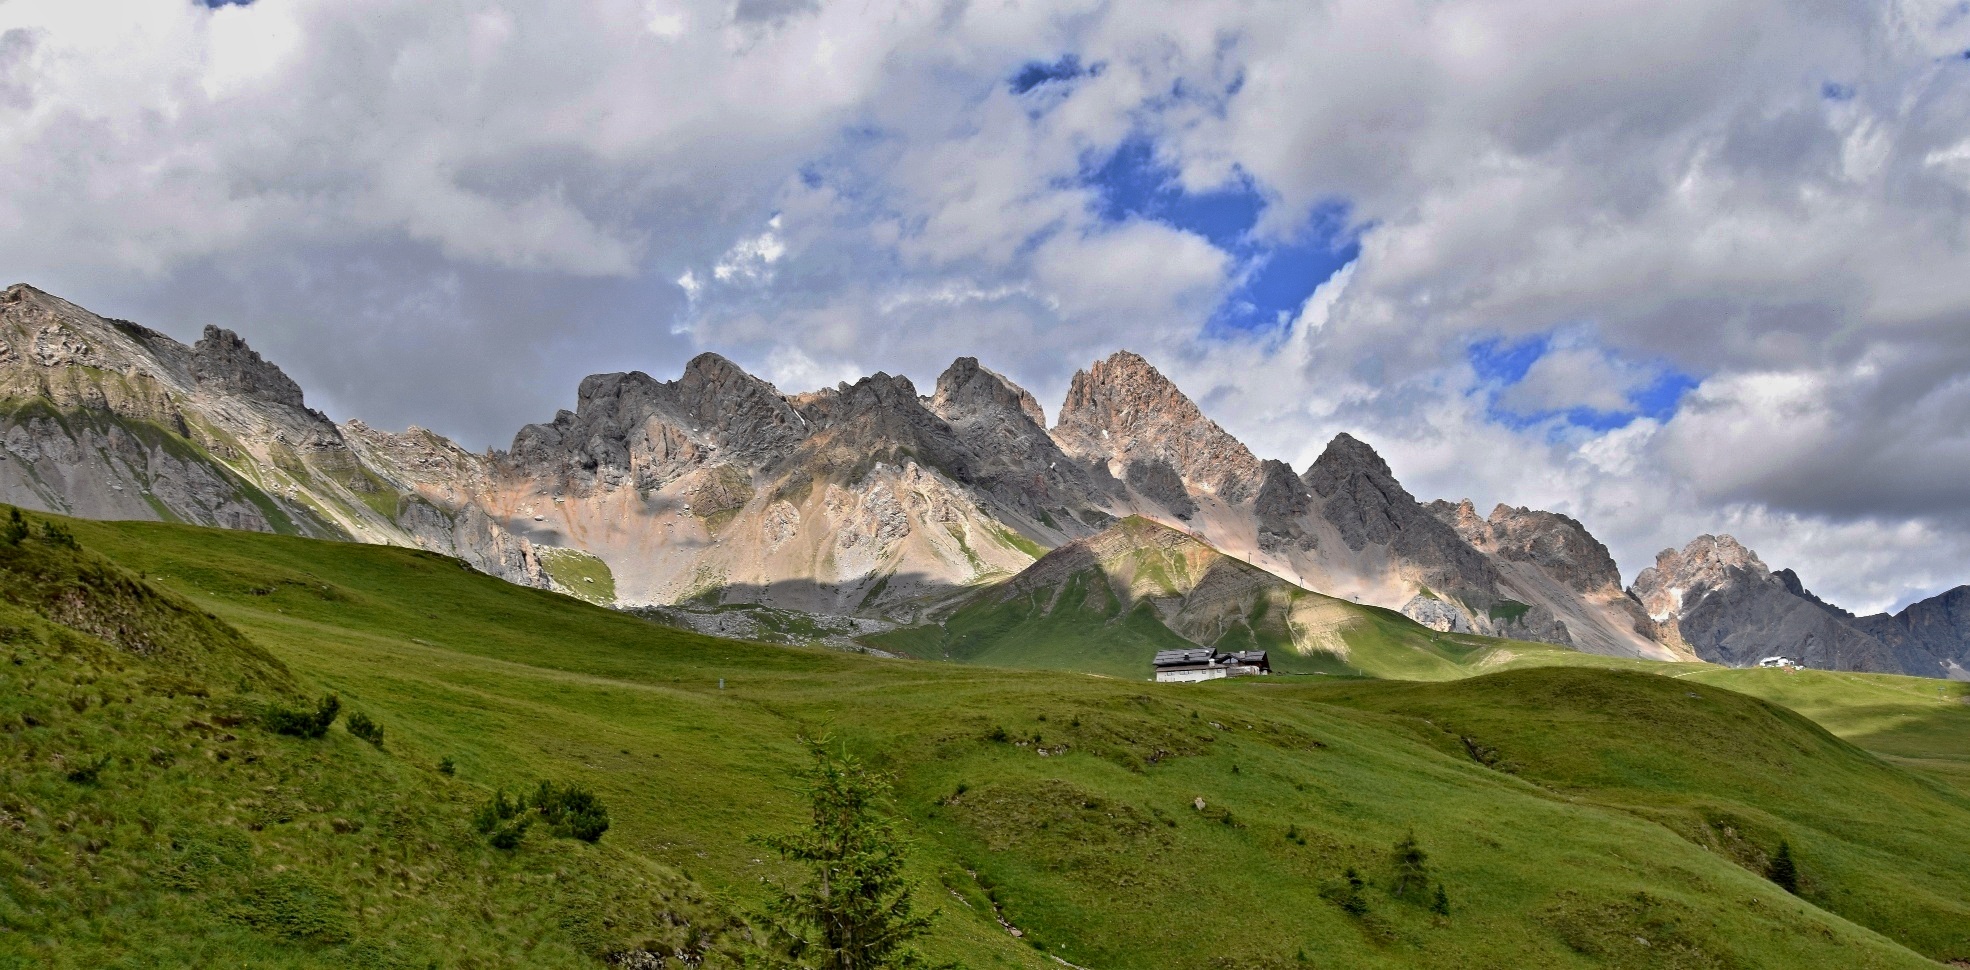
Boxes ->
[5,513,1970,968]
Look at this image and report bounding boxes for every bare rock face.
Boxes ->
[1305,435,1496,588]
[0,283,545,590]
[926,356,1103,516]
[1848,586,1970,678]
[1630,535,1765,622]
[929,356,1045,428]
[190,325,308,410]
[1300,435,1571,644]
[506,352,806,495]
[789,372,973,483]
[1631,536,1898,672]
[1051,350,1262,504]
[1402,594,1474,633]
[1465,503,1624,596]
[1252,458,1316,555]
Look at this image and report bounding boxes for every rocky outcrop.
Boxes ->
[1853,589,1970,678]
[1298,434,1573,639]
[190,325,308,410]
[1051,350,1262,504]
[1456,503,1623,595]
[1631,536,1899,672]
[1428,499,1668,659]
[926,357,1105,517]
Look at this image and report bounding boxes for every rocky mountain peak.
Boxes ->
[1254,458,1312,525]
[1479,503,1625,595]
[785,372,974,484]
[929,357,1046,429]
[1631,534,1771,623]
[1633,533,1900,672]
[1051,350,1261,502]
[670,354,805,462]
[190,325,308,410]
[1304,433,1395,492]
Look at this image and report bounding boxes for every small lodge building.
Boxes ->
[1757,656,1803,669]
[1152,648,1272,683]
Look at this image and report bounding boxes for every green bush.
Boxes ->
[1323,867,1368,917]
[532,780,610,843]
[65,754,112,784]
[346,711,384,747]
[470,782,607,847]
[473,788,532,849]
[36,520,79,550]
[1,508,26,546]
[265,693,341,738]
[473,788,523,832]
[437,756,456,776]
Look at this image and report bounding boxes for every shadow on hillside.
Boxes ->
[670,573,983,623]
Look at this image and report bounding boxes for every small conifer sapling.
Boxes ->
[1769,839,1799,894]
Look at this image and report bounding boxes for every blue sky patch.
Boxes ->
[1468,333,1551,386]
[1468,333,1699,432]
[1083,137,1359,333]
[1821,81,1856,101]
[1011,55,1096,95]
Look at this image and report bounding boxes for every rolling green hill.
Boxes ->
[5,509,1970,968]
[869,515,1552,681]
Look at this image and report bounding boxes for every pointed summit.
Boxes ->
[1631,534,1897,672]
[930,356,1046,428]
[1051,350,1261,502]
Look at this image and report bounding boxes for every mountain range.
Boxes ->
[4,281,1965,679]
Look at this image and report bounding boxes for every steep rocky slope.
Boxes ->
[0,284,545,587]
[1429,500,1673,659]
[489,357,1073,615]
[1850,586,1970,678]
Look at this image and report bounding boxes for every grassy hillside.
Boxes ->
[5,512,1970,967]
[1308,667,1970,958]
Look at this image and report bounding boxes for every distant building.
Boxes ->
[1152,648,1271,683]
[1757,656,1802,669]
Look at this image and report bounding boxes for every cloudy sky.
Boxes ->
[4,0,1970,612]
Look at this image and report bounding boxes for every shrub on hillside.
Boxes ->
[474,788,532,849]
[473,782,610,847]
[1322,867,1369,917]
[532,780,610,843]
[2,508,27,546]
[65,754,112,785]
[265,694,341,738]
[346,711,384,748]
[36,520,79,550]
